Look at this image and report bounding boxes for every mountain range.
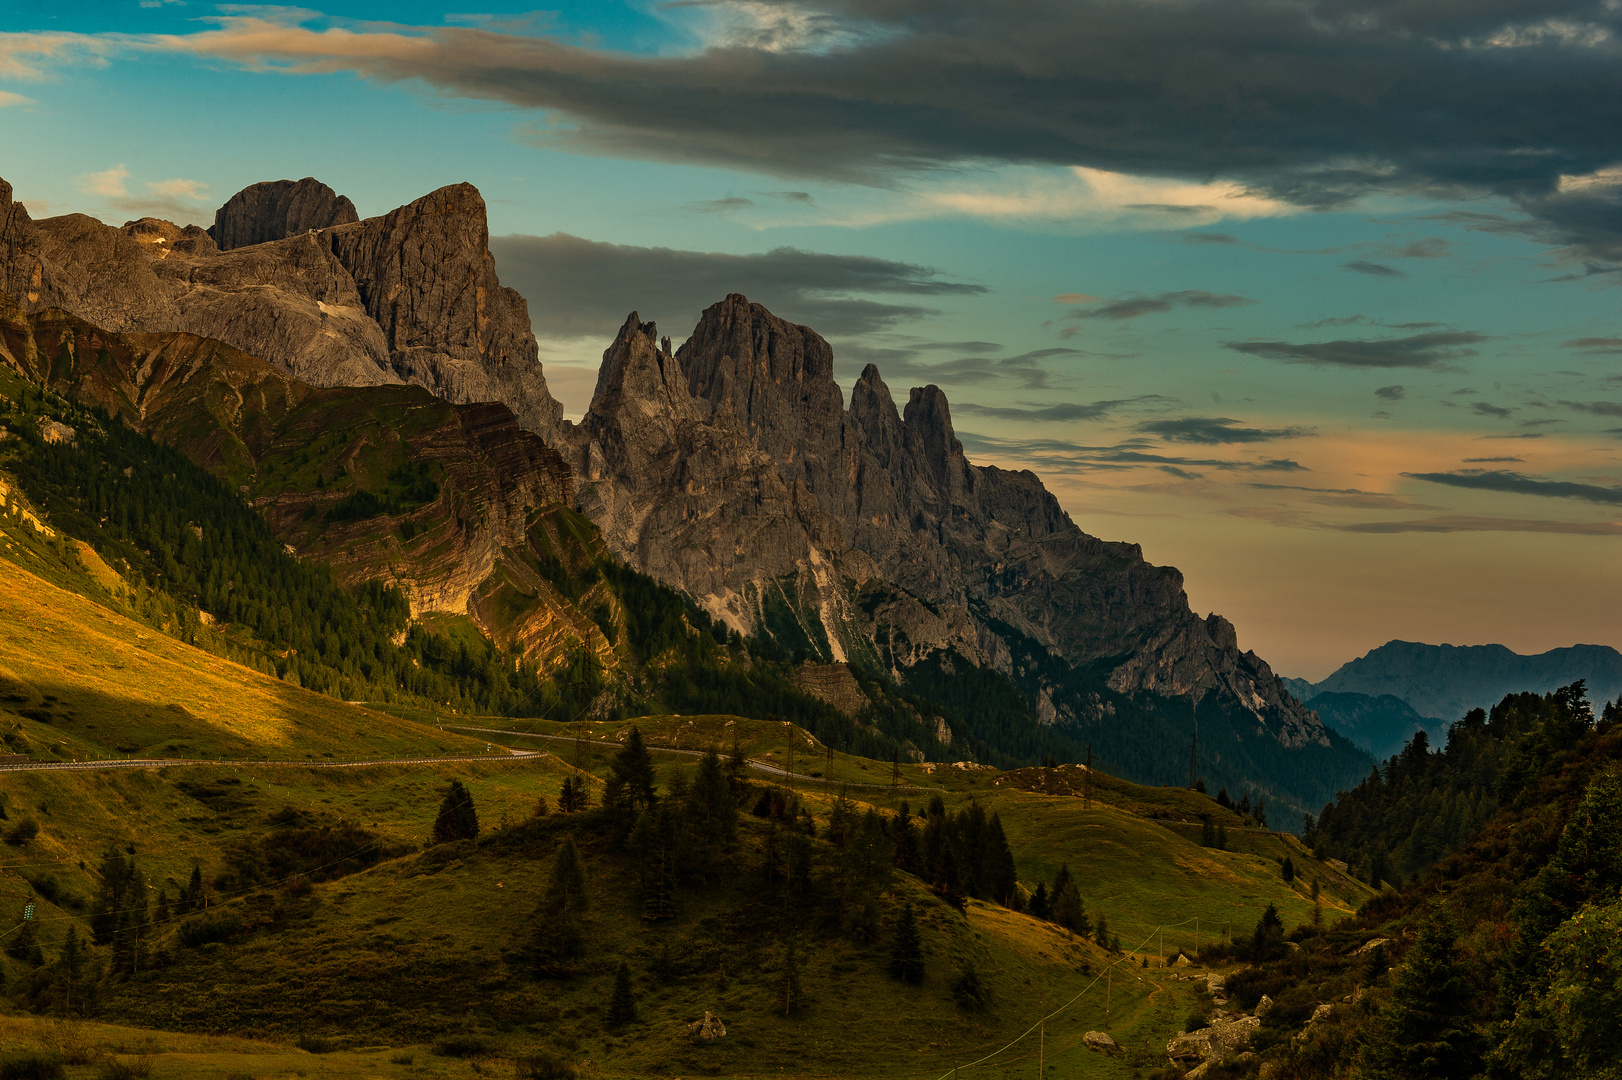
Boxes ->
[1283,640,1622,760]
[0,174,1371,813]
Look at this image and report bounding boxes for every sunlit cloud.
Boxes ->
[77,163,130,197]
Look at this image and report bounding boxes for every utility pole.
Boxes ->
[1159,927,1164,968]
[1039,1021,1044,1078]
[1195,916,1200,959]
[1188,703,1199,789]
[1084,745,1092,809]
[1106,969,1112,1025]
[891,747,901,796]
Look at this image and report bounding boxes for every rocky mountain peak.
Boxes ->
[325,182,563,436]
[0,181,53,308]
[208,178,359,251]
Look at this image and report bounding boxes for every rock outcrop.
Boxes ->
[0,176,565,440]
[208,178,359,251]
[562,294,1329,751]
[0,295,581,666]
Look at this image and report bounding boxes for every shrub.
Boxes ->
[178,911,243,947]
[0,1053,65,1080]
[514,1052,576,1080]
[1185,1008,1209,1032]
[294,1037,333,1054]
[5,817,40,846]
[431,1036,492,1059]
[951,963,991,1012]
[94,1058,152,1080]
[388,1054,414,1066]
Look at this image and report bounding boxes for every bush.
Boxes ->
[951,964,991,1012]
[294,1037,333,1054]
[0,1053,65,1080]
[1185,1008,1209,1032]
[94,1058,152,1080]
[431,1036,492,1059]
[178,911,244,947]
[514,1052,576,1080]
[388,1054,414,1066]
[5,817,40,846]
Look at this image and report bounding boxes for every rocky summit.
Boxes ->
[0,177,564,436]
[563,295,1329,753]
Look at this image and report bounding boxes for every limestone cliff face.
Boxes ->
[326,183,563,436]
[0,176,564,441]
[208,178,359,251]
[0,296,583,668]
[569,293,1328,747]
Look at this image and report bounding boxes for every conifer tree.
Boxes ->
[431,780,479,844]
[1250,902,1285,961]
[607,960,637,1024]
[892,802,919,874]
[779,933,805,1014]
[604,727,658,829]
[1282,856,1296,883]
[1028,882,1051,921]
[1360,912,1483,1080]
[1093,913,1110,950]
[889,902,925,984]
[1049,863,1090,936]
[682,749,737,876]
[534,837,590,972]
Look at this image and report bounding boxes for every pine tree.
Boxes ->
[1250,903,1285,961]
[1050,863,1090,936]
[604,727,658,829]
[431,780,479,844]
[534,837,590,972]
[1028,882,1051,920]
[1360,912,1483,1080]
[779,933,805,1014]
[892,802,919,875]
[1201,815,1217,847]
[1282,856,1296,883]
[607,960,637,1024]
[1093,913,1110,950]
[889,902,925,984]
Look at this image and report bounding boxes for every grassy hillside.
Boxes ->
[0,553,1369,1080]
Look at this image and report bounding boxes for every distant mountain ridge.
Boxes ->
[1290,640,1622,756]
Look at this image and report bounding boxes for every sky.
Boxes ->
[1,0,1620,680]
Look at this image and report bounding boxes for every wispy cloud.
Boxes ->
[1343,260,1404,277]
[954,394,1177,422]
[1561,400,1622,418]
[1065,290,1256,321]
[1136,416,1311,444]
[1407,469,1622,505]
[1225,331,1486,370]
[1339,516,1622,535]
[1375,385,1405,402]
[77,163,129,197]
[0,90,35,108]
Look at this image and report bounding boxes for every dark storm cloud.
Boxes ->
[490,232,982,338]
[1407,469,1622,505]
[204,0,1622,264]
[1343,260,1405,277]
[1136,416,1311,444]
[1068,291,1256,321]
[1225,331,1487,369]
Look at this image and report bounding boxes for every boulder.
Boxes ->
[688,1011,726,1042]
[1255,994,1274,1016]
[1167,1014,1260,1067]
[1354,937,1391,955]
[1310,1003,1335,1023]
[1082,1031,1117,1053]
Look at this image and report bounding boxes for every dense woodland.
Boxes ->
[1209,682,1622,1080]
[1308,682,1603,886]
